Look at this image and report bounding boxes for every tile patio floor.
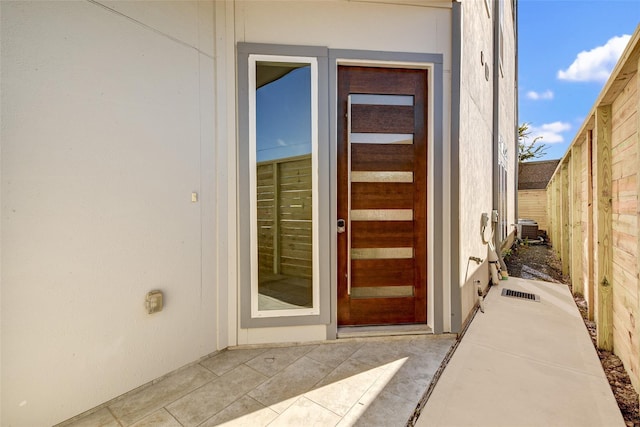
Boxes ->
[59,334,455,427]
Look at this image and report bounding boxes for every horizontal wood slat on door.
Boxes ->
[351,182,413,209]
[348,298,415,325]
[351,104,414,133]
[346,68,422,94]
[351,144,414,171]
[351,259,414,286]
[351,182,415,209]
[350,221,414,248]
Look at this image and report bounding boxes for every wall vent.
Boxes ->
[501,288,540,302]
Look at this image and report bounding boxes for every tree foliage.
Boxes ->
[518,122,547,162]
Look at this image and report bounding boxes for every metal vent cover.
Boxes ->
[501,288,540,302]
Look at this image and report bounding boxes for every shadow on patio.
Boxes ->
[58,334,455,427]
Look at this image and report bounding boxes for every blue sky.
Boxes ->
[519,0,640,161]
[256,66,311,162]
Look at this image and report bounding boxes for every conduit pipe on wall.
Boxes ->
[491,0,511,278]
[492,0,500,247]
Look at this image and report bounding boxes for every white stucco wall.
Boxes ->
[457,0,517,320]
[0,2,225,425]
[0,0,466,423]
[236,0,451,53]
[458,0,494,318]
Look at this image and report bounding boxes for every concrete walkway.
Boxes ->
[416,277,625,427]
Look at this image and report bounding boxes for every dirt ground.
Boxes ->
[504,240,640,427]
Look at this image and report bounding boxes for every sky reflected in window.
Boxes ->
[256,64,311,162]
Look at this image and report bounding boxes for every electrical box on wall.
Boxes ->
[481,212,489,228]
[145,290,163,314]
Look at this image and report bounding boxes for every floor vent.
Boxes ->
[501,288,540,302]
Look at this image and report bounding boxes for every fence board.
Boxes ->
[517,189,548,231]
[571,145,583,294]
[257,155,313,277]
[596,104,614,351]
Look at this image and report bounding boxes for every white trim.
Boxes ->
[427,61,437,332]
[216,0,238,347]
[441,67,451,332]
[248,54,320,318]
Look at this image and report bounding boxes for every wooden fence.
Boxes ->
[546,28,640,393]
[257,154,313,279]
[518,189,549,231]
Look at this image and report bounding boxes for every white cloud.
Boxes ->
[529,121,571,144]
[526,90,554,100]
[276,138,287,146]
[557,34,631,82]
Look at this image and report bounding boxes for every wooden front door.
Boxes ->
[337,66,428,326]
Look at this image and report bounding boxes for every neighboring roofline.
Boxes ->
[521,159,562,165]
[519,159,560,190]
[548,24,640,185]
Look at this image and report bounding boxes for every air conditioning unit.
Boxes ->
[517,219,538,240]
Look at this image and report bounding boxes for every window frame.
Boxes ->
[237,43,329,329]
[248,54,320,318]
[498,136,509,242]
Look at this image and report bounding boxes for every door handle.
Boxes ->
[337,219,346,233]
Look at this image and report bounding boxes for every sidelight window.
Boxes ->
[248,55,319,318]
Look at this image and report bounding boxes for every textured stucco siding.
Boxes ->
[1,2,223,425]
[458,0,517,321]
